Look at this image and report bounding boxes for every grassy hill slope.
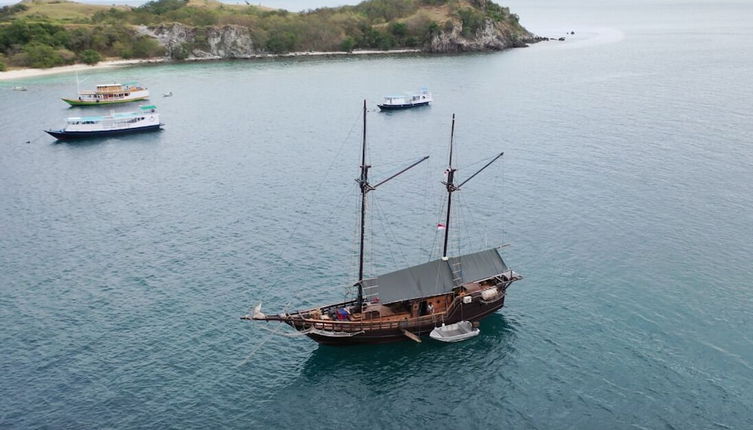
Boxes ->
[0,0,532,70]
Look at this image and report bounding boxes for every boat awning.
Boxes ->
[363,248,509,305]
[68,115,105,122]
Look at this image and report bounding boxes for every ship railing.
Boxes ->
[300,313,447,333]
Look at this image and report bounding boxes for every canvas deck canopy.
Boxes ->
[362,248,509,305]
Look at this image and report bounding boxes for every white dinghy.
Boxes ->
[429,321,479,343]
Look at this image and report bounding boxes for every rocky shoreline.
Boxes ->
[0,21,552,81]
[139,19,543,61]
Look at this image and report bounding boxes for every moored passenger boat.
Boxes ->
[242,103,522,345]
[45,105,162,140]
[377,88,432,110]
[61,82,149,106]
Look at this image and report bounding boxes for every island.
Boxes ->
[0,0,541,72]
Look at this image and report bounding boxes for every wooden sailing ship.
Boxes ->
[243,101,522,345]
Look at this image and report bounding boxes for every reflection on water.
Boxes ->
[253,313,519,426]
[299,313,517,376]
[52,130,165,147]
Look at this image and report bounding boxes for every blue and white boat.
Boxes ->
[377,88,432,110]
[46,105,163,140]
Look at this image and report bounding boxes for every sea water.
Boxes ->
[1,0,752,427]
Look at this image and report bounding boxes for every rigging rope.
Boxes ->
[239,111,363,361]
[236,330,276,367]
[417,151,434,258]
[371,193,405,270]
[271,111,362,309]
[429,195,447,261]
[347,187,360,300]
[455,192,469,254]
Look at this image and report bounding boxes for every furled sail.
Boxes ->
[363,248,509,305]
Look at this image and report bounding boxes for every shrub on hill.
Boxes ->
[22,42,66,68]
[78,48,100,64]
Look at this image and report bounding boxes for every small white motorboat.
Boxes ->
[163,91,173,97]
[377,88,432,110]
[429,321,479,343]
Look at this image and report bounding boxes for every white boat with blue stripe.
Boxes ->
[378,88,432,110]
[46,105,163,140]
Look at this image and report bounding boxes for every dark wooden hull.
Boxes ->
[45,124,162,140]
[286,290,507,346]
[377,101,430,111]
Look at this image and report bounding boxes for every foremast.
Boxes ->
[354,100,429,313]
[356,100,370,313]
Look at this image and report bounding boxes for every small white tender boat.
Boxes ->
[429,321,480,343]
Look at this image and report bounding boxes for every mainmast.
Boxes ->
[441,114,457,260]
[440,113,505,260]
[358,100,370,284]
[354,100,429,312]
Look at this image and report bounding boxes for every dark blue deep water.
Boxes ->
[2,0,753,428]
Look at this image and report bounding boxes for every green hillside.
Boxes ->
[0,0,528,70]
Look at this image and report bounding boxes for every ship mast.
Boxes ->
[358,100,369,284]
[441,114,457,260]
[355,100,429,312]
[441,114,505,260]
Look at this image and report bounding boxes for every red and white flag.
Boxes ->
[437,223,446,230]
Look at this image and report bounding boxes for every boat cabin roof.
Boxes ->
[361,248,508,305]
[383,88,430,98]
[66,110,150,122]
[94,82,141,92]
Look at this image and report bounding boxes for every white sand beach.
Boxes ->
[0,49,421,82]
[0,59,167,81]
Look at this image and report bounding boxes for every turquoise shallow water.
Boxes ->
[2,0,753,428]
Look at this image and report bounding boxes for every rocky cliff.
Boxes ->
[138,24,258,59]
[138,19,537,60]
[427,19,535,52]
